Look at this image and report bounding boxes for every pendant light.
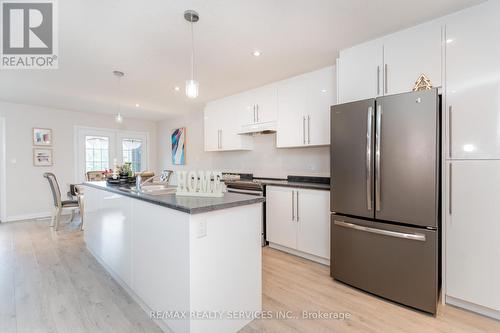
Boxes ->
[184,10,199,99]
[113,70,124,123]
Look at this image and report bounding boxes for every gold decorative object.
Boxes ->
[413,74,433,91]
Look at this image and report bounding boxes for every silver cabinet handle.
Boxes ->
[384,64,388,94]
[219,129,222,149]
[448,105,452,158]
[375,105,382,211]
[253,105,256,123]
[366,106,373,211]
[296,190,300,222]
[377,66,380,95]
[334,220,426,242]
[307,115,311,144]
[303,116,306,144]
[217,130,220,149]
[449,163,452,215]
[256,104,259,122]
[291,190,295,221]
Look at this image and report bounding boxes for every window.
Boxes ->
[122,139,143,172]
[85,136,109,172]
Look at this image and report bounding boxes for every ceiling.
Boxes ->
[0,0,484,120]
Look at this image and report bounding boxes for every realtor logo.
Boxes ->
[1,0,58,69]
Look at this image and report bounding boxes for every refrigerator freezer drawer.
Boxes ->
[331,215,438,314]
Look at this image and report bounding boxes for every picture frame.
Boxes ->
[33,148,53,167]
[33,127,52,146]
[171,127,186,165]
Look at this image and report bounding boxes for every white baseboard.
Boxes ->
[268,242,330,266]
[1,210,77,223]
[2,211,52,222]
[446,295,500,321]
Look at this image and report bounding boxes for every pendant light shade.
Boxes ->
[113,70,125,123]
[185,79,199,99]
[184,10,199,99]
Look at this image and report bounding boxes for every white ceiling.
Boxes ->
[0,0,484,120]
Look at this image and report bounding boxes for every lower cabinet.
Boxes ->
[446,160,500,317]
[266,185,330,263]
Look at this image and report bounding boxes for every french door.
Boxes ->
[76,127,148,182]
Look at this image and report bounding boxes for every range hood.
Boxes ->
[238,121,277,135]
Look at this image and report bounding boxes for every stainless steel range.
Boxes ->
[223,174,266,246]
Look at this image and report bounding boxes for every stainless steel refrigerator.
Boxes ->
[330,89,440,314]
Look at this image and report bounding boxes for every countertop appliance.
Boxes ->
[330,89,440,314]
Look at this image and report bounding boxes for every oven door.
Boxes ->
[332,215,438,314]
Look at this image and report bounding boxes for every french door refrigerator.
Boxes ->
[330,89,440,314]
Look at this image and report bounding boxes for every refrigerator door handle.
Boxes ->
[334,220,426,242]
[375,105,382,211]
[366,106,373,210]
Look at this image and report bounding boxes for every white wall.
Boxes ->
[157,110,330,179]
[0,101,157,221]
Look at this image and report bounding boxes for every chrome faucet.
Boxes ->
[135,170,173,193]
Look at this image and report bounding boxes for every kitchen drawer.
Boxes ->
[332,215,438,313]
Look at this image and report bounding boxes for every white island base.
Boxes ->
[83,185,262,333]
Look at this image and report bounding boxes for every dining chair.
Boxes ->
[43,173,81,230]
[86,171,106,181]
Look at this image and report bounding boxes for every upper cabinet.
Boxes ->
[337,21,443,104]
[204,66,335,151]
[337,39,383,103]
[445,0,500,159]
[277,66,336,148]
[204,99,253,152]
[239,84,278,127]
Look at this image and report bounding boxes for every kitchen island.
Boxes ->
[82,181,264,333]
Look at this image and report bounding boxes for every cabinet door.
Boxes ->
[254,84,278,124]
[337,39,383,104]
[297,189,330,259]
[446,0,500,159]
[383,21,442,95]
[276,75,308,148]
[266,186,297,249]
[204,103,220,152]
[307,66,336,146]
[446,161,500,311]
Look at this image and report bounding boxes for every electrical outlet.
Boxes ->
[197,220,207,238]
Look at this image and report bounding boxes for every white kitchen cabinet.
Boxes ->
[266,185,330,263]
[296,188,330,259]
[266,186,296,249]
[337,39,383,104]
[384,21,442,95]
[446,160,500,316]
[100,192,133,286]
[337,20,442,103]
[445,0,500,159]
[277,66,336,148]
[204,99,253,152]
[238,84,278,126]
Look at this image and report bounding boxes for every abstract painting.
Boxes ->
[33,148,53,166]
[33,128,52,146]
[171,128,186,165]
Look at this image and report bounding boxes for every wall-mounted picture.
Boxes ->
[171,127,186,165]
[33,148,53,167]
[33,128,52,146]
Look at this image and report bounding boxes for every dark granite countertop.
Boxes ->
[83,181,265,214]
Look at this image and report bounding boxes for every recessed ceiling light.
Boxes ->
[321,89,327,93]
[252,50,262,57]
[446,38,454,44]
[174,86,180,91]
[135,103,140,108]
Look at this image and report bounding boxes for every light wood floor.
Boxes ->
[1,219,500,333]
